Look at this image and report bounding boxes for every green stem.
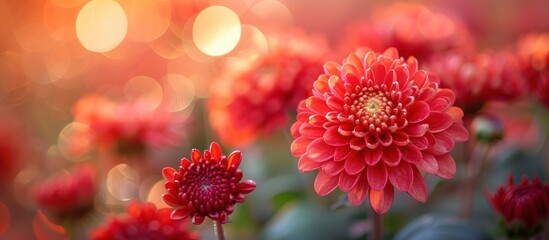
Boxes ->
[214,220,226,240]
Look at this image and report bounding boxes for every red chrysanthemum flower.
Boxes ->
[516,33,549,107]
[425,50,526,114]
[71,94,184,157]
[208,30,331,147]
[162,142,256,224]
[91,201,200,240]
[34,164,97,224]
[487,174,549,231]
[339,3,473,62]
[291,48,469,214]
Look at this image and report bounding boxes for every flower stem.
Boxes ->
[213,220,226,240]
[371,207,382,240]
[462,142,491,219]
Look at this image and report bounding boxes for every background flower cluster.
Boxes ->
[0,0,549,239]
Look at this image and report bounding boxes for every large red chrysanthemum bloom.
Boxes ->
[34,164,97,224]
[516,33,549,107]
[71,95,184,157]
[340,3,473,62]
[162,142,256,224]
[291,48,469,214]
[208,31,330,147]
[486,174,549,230]
[91,201,200,240]
[425,50,526,114]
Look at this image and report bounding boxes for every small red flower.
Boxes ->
[487,174,549,230]
[91,201,200,240]
[425,50,526,114]
[208,30,330,147]
[516,33,549,107]
[340,3,473,62]
[291,48,469,214]
[34,164,97,224]
[71,94,184,157]
[162,142,256,224]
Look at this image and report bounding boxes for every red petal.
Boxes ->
[341,63,361,85]
[364,148,382,166]
[404,124,428,137]
[369,184,394,214]
[428,98,450,112]
[407,166,427,202]
[406,56,418,74]
[324,126,349,146]
[348,173,369,206]
[237,180,256,194]
[410,136,429,150]
[210,142,222,162]
[367,163,388,191]
[350,137,366,150]
[345,150,366,175]
[298,155,323,172]
[180,158,191,168]
[314,170,339,196]
[324,61,341,76]
[326,96,344,111]
[410,70,428,89]
[227,151,242,169]
[162,167,176,182]
[192,215,205,225]
[446,123,469,142]
[348,173,370,206]
[436,154,456,179]
[191,149,202,164]
[306,139,335,162]
[306,97,331,114]
[400,145,422,164]
[171,208,190,220]
[381,146,401,167]
[291,136,311,156]
[425,112,453,133]
[370,61,387,86]
[429,132,454,155]
[163,194,180,207]
[392,132,410,146]
[388,162,413,192]
[322,160,344,176]
[347,54,365,75]
[334,146,352,161]
[407,101,430,123]
[328,75,346,98]
[445,107,464,121]
[416,152,438,174]
[299,123,324,138]
[366,133,380,149]
[339,171,361,192]
[313,76,330,94]
[394,65,410,87]
[309,114,327,127]
[383,47,399,59]
[291,121,301,138]
[378,132,393,147]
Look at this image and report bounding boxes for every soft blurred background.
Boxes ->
[1,0,549,239]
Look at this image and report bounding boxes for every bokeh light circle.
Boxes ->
[192,6,241,56]
[124,76,163,112]
[106,164,139,201]
[76,0,127,52]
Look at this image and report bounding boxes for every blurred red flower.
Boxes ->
[71,95,184,157]
[425,50,526,114]
[34,164,96,224]
[0,115,22,186]
[291,48,469,214]
[486,174,549,232]
[162,142,256,224]
[208,30,330,147]
[91,201,200,240]
[516,33,549,107]
[340,3,473,62]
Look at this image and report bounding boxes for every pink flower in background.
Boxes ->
[425,50,526,114]
[291,48,468,214]
[162,142,256,224]
[34,164,97,224]
[340,3,473,62]
[71,95,184,157]
[487,174,549,231]
[516,33,549,107]
[208,30,331,147]
[91,201,200,240]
